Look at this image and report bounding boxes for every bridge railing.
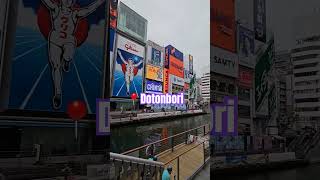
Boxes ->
[121,124,211,159]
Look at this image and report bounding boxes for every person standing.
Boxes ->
[162,166,173,180]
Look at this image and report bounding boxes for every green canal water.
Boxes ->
[111,114,210,153]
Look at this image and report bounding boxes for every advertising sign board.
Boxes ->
[145,79,163,94]
[147,40,164,67]
[163,68,169,93]
[112,34,145,98]
[169,55,184,78]
[238,25,255,68]
[169,74,184,86]
[255,38,274,111]
[165,45,183,69]
[211,0,236,52]
[145,64,163,82]
[6,0,106,116]
[238,67,253,88]
[189,55,193,74]
[211,46,238,78]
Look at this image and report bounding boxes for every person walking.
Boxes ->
[162,166,173,180]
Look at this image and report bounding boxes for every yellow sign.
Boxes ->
[146,65,163,82]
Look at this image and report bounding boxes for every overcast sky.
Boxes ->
[120,0,210,77]
[237,0,320,51]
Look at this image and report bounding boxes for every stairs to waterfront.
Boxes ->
[289,129,320,159]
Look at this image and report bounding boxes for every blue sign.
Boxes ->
[96,99,110,136]
[145,79,163,94]
[211,96,238,136]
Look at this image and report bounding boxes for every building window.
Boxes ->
[292,54,318,61]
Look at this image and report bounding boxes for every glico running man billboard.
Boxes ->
[7,0,106,115]
[112,34,144,98]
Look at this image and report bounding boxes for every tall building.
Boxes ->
[200,73,210,103]
[291,35,320,129]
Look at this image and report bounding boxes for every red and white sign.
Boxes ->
[117,35,144,57]
[238,67,253,88]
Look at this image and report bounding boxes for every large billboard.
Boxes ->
[145,64,163,82]
[6,0,106,115]
[112,34,144,98]
[169,55,184,78]
[118,2,147,42]
[238,25,255,68]
[145,79,162,94]
[147,40,164,67]
[254,0,266,42]
[255,38,274,111]
[165,45,183,69]
[211,0,236,52]
[211,46,238,78]
[163,68,169,93]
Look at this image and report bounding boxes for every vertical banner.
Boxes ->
[8,0,106,114]
[254,0,266,42]
[255,38,274,111]
[189,55,193,75]
[238,25,255,68]
[211,0,236,52]
[163,68,169,93]
[96,99,110,135]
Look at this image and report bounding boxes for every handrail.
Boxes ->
[122,124,210,155]
[164,139,209,165]
[110,152,164,167]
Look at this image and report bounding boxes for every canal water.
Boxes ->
[214,164,320,180]
[111,114,210,153]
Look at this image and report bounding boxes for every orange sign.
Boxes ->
[211,0,236,52]
[163,68,169,93]
[169,55,184,78]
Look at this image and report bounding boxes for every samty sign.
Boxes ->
[211,46,238,78]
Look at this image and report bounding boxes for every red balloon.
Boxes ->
[131,93,137,100]
[67,100,87,120]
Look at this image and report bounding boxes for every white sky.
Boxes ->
[120,0,210,77]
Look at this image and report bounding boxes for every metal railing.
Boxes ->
[163,137,210,180]
[121,124,211,159]
[110,152,164,179]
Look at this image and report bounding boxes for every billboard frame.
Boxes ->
[0,0,110,121]
[111,31,146,99]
